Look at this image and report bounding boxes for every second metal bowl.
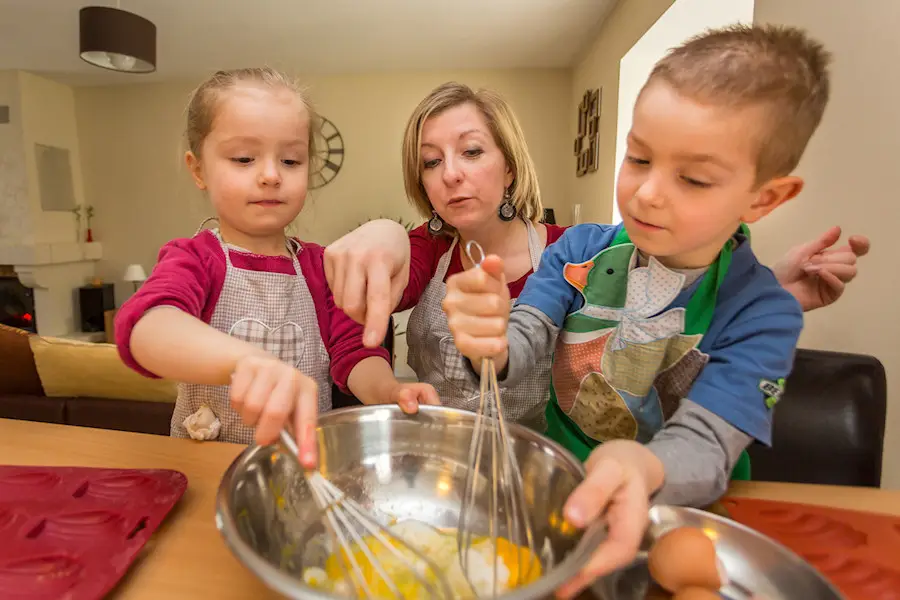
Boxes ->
[592,504,845,600]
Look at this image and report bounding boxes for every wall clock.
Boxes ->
[310,116,344,189]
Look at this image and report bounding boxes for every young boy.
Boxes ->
[443,24,831,596]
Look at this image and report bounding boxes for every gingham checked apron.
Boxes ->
[406,219,550,431]
[171,227,332,444]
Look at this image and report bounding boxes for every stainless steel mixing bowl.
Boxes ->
[215,405,606,600]
[592,504,844,600]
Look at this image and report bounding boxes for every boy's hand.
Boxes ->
[229,355,319,469]
[442,254,510,363]
[390,381,441,414]
[555,441,664,599]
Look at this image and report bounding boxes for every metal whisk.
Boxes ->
[457,240,540,597]
[278,429,454,599]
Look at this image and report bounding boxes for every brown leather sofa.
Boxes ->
[747,348,887,487]
[0,323,175,435]
[0,317,395,436]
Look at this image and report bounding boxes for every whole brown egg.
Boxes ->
[647,526,722,593]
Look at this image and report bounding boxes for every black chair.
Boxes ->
[747,348,886,487]
[331,315,395,409]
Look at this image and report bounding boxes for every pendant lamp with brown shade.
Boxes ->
[79,3,156,74]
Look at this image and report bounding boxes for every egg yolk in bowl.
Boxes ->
[302,520,542,599]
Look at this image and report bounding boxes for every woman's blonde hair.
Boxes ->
[185,67,319,166]
[401,82,542,233]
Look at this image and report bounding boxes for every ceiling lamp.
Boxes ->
[79,5,156,74]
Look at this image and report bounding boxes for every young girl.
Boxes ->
[115,68,436,467]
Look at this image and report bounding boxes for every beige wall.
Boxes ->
[751,0,899,488]
[565,0,673,226]
[74,68,572,304]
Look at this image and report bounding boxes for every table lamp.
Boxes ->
[123,264,147,293]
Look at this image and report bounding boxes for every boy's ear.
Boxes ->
[185,151,207,190]
[742,176,804,224]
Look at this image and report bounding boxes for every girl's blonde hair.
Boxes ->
[185,67,319,166]
[401,82,542,233]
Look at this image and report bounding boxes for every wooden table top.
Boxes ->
[2,418,898,599]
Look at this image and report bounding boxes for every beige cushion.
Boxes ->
[29,335,177,403]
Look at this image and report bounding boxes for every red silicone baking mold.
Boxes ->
[721,496,900,600]
[0,465,187,600]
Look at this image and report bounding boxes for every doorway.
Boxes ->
[612,0,756,224]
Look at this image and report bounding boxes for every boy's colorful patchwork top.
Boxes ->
[483,223,803,503]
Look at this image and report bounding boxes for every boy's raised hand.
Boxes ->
[442,254,511,364]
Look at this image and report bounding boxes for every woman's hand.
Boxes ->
[774,226,870,312]
[324,219,411,347]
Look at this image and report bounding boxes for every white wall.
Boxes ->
[752,0,900,489]
[612,0,756,223]
[19,72,85,245]
[0,71,33,247]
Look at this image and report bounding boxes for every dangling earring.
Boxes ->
[498,188,516,221]
[428,210,445,236]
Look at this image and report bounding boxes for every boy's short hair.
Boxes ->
[645,24,832,184]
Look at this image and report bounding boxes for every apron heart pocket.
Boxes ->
[229,318,305,367]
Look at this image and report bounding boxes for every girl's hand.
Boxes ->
[390,381,441,414]
[229,355,319,468]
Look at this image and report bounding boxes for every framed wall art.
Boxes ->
[573,88,601,177]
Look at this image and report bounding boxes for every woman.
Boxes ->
[326,82,869,422]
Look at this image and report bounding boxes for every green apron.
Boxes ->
[545,225,751,481]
